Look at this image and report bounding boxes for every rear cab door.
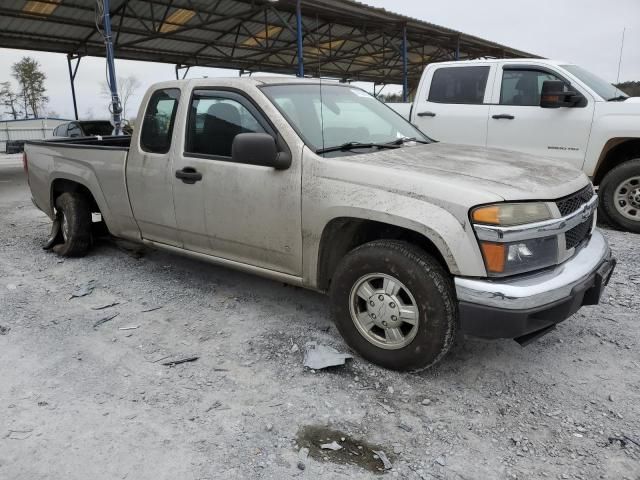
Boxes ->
[486,61,595,169]
[125,86,182,247]
[412,62,496,145]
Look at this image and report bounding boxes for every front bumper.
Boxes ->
[454,230,615,340]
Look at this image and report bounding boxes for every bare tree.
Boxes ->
[101,76,141,120]
[11,57,48,118]
[0,81,21,120]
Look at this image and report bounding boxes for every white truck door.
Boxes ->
[171,89,302,276]
[412,64,494,145]
[487,64,594,170]
[125,87,182,247]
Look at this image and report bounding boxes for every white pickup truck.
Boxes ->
[391,59,640,232]
[24,77,615,371]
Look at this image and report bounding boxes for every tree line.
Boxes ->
[1,57,48,119]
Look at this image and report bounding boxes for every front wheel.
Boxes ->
[329,240,457,371]
[599,158,640,233]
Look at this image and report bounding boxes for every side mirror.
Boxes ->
[232,133,291,170]
[540,80,582,108]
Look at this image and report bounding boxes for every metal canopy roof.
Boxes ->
[0,0,537,85]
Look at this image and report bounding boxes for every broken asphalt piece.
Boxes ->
[93,313,119,329]
[70,280,96,299]
[161,356,199,366]
[320,441,343,451]
[91,302,120,310]
[372,450,392,470]
[303,342,352,370]
[5,429,33,440]
[0,325,10,335]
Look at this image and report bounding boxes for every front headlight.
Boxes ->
[471,202,557,276]
[472,202,552,226]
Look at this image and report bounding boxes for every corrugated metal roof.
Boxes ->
[0,0,538,84]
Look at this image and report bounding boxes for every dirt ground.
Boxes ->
[1,153,639,480]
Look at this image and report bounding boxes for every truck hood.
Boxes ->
[337,142,589,203]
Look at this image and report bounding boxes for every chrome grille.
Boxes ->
[556,185,594,216]
[565,213,593,250]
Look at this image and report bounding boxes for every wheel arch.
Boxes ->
[593,137,640,185]
[315,216,458,292]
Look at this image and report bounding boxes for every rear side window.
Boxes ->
[428,66,490,104]
[140,88,180,154]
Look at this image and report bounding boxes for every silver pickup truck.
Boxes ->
[24,77,616,371]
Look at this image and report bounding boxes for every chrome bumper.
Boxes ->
[455,229,612,310]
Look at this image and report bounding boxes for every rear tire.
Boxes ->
[52,192,92,257]
[329,240,457,372]
[599,158,640,233]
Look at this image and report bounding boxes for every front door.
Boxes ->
[487,66,594,170]
[171,89,302,276]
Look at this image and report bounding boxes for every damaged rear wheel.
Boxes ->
[52,192,92,257]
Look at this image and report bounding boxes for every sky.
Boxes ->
[0,0,638,121]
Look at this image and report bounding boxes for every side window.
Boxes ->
[428,66,490,104]
[500,69,563,106]
[67,123,82,137]
[140,88,180,154]
[186,92,266,158]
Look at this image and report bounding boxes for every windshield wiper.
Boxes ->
[315,141,400,154]
[607,95,628,102]
[387,137,429,145]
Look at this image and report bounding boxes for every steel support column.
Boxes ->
[401,25,408,102]
[102,0,123,134]
[66,54,81,120]
[296,0,304,77]
[455,35,460,60]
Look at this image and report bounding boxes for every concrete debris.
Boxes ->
[303,342,352,370]
[70,280,96,299]
[435,456,446,467]
[0,325,10,335]
[320,441,342,451]
[373,450,392,470]
[118,325,139,331]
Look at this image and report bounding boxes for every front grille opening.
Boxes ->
[565,213,594,250]
[556,185,594,216]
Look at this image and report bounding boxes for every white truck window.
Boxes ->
[500,70,561,106]
[428,66,489,105]
[140,88,180,154]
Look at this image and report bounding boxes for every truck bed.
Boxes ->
[25,135,139,241]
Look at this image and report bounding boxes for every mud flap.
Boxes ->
[43,218,62,250]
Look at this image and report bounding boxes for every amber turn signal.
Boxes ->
[480,242,506,273]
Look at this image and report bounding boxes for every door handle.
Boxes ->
[492,114,515,120]
[175,167,202,184]
[417,111,436,117]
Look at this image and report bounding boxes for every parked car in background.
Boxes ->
[52,120,132,138]
[390,59,640,232]
[24,78,615,371]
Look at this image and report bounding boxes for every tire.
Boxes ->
[329,240,457,372]
[52,192,92,257]
[599,158,640,233]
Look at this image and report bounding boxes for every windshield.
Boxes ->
[561,64,628,101]
[81,121,115,136]
[262,84,429,155]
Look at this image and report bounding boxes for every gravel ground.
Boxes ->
[1,154,639,480]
